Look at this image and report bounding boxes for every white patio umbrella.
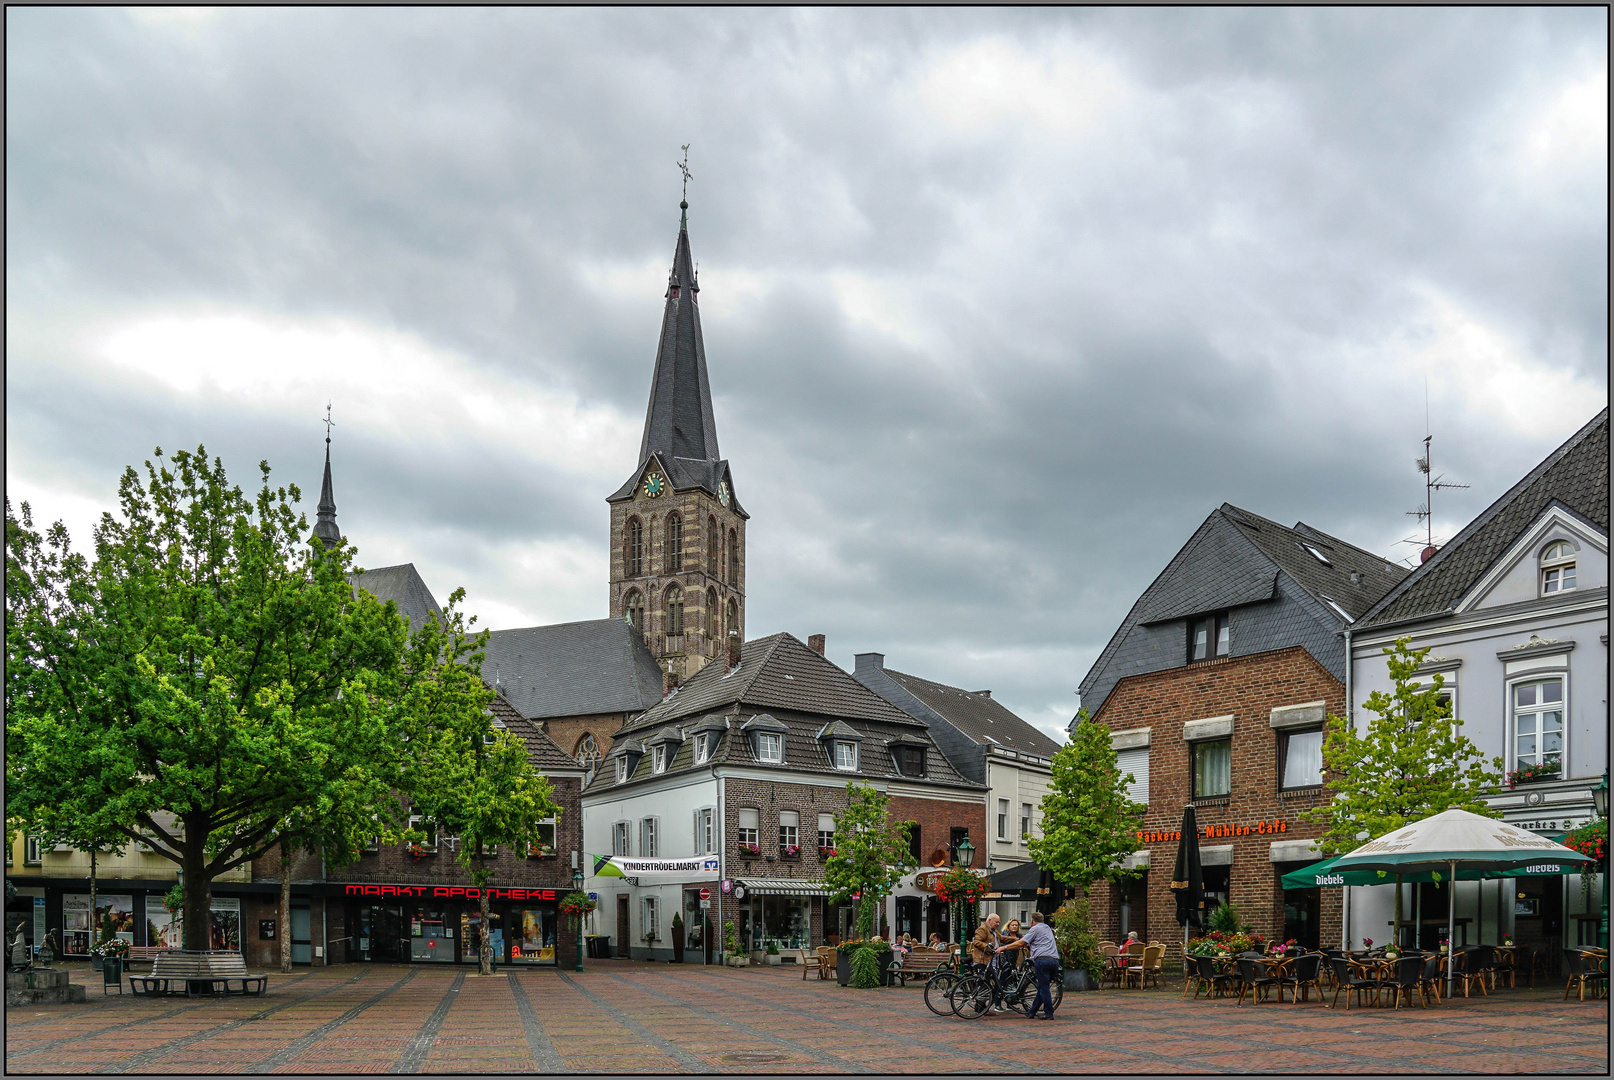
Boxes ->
[1332,808,1593,1000]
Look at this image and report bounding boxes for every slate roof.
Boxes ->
[621,633,928,732]
[314,440,340,549]
[1216,505,1410,622]
[349,564,443,633]
[1359,409,1609,629]
[481,619,664,721]
[881,670,1062,759]
[487,689,584,773]
[585,633,979,796]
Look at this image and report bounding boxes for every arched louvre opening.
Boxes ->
[625,518,644,577]
[667,513,683,572]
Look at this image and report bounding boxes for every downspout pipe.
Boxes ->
[1341,626,1353,950]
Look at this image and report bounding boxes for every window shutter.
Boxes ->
[1117,747,1150,805]
[738,808,760,831]
[779,810,799,829]
[818,813,836,833]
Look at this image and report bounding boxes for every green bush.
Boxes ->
[1051,900,1103,983]
[722,921,738,955]
[850,945,882,988]
[1206,903,1239,934]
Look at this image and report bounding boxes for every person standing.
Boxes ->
[997,910,1061,1019]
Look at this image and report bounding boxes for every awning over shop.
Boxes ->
[734,878,835,897]
[986,861,1042,897]
[1281,853,1591,890]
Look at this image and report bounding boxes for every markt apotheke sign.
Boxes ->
[1137,819,1291,845]
[344,884,558,902]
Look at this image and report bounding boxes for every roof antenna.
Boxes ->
[1402,379,1468,563]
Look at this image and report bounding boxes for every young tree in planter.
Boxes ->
[822,782,915,940]
[1029,712,1145,893]
[1300,637,1504,946]
[400,595,561,976]
[5,451,410,950]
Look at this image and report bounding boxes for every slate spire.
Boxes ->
[636,201,720,467]
[314,412,341,550]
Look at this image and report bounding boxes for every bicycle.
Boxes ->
[922,950,968,1016]
[951,952,1063,1019]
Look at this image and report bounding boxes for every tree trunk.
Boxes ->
[182,814,211,951]
[477,848,492,976]
[89,849,98,946]
[280,838,295,974]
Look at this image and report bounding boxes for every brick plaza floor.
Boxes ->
[5,959,1608,1074]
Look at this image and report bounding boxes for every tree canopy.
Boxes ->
[822,782,915,940]
[1029,712,1144,891]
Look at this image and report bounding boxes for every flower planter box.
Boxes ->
[91,955,104,972]
[1063,968,1096,991]
[835,951,893,986]
[765,953,782,966]
[725,955,748,967]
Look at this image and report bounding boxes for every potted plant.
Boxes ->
[94,937,129,985]
[834,938,893,986]
[1438,938,1449,955]
[765,941,781,965]
[1502,934,1515,947]
[642,928,657,956]
[722,921,746,967]
[671,913,685,964]
[1051,899,1103,990]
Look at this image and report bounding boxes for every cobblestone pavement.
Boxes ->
[5,960,1607,1074]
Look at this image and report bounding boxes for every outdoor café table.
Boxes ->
[1105,952,1142,988]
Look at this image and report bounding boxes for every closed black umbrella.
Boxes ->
[1169,805,1203,936]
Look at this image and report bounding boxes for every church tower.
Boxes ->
[607,200,747,680]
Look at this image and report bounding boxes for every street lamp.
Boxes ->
[955,837,974,868]
[1594,771,1608,950]
[572,851,586,973]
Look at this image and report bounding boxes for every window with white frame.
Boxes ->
[641,817,659,857]
[652,744,668,773]
[1540,541,1577,595]
[1280,729,1325,789]
[1512,678,1564,770]
[24,836,42,865]
[737,807,760,849]
[779,810,799,851]
[695,808,714,854]
[997,799,1009,840]
[694,732,714,764]
[1021,803,1033,842]
[833,740,858,771]
[616,758,629,784]
[527,819,556,857]
[817,813,836,853]
[755,732,782,763]
[612,821,631,856]
[642,896,659,942]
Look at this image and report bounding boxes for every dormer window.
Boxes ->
[616,758,629,784]
[1189,613,1230,663]
[833,741,859,771]
[1540,541,1577,595]
[694,732,713,764]
[755,732,783,763]
[652,744,667,773]
[891,744,926,777]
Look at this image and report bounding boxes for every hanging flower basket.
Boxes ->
[559,891,597,920]
[1564,818,1607,863]
[933,865,987,905]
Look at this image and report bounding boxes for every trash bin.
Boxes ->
[585,935,609,959]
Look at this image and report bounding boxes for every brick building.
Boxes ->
[581,631,987,962]
[1077,504,1407,955]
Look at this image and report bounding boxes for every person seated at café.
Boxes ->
[928,933,944,950]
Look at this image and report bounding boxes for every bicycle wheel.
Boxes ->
[951,975,993,1019]
[923,971,960,1017]
[1047,972,1064,1013]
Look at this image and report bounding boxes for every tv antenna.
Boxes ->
[1402,399,1467,562]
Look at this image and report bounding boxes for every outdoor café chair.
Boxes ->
[1122,941,1146,989]
[1563,949,1609,1002]
[1140,944,1165,990]
[1509,945,1535,989]
[1328,956,1382,1011]
[1234,957,1282,1006]
[1456,945,1492,998]
[1385,955,1431,1010]
[1277,952,1325,1004]
[1492,946,1515,988]
[1418,953,1443,1006]
[1191,954,1236,999]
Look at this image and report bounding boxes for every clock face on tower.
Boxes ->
[643,473,666,498]
[718,480,730,507]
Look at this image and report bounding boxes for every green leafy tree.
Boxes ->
[822,782,915,939]
[401,593,561,975]
[5,449,410,949]
[1301,637,1504,945]
[1030,712,1144,892]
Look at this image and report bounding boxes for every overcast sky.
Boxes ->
[7,8,1607,740]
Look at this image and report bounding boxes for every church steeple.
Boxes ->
[637,201,720,468]
[314,408,341,550]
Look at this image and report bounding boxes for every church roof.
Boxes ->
[1357,408,1608,629]
[349,563,443,633]
[481,618,664,720]
[314,438,340,548]
[487,689,584,773]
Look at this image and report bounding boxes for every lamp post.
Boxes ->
[955,837,976,942]
[572,851,586,973]
[1593,771,1609,950]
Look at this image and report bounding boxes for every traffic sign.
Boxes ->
[700,899,711,909]
[698,888,711,901]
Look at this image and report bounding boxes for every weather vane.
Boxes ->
[323,403,335,444]
[677,144,692,201]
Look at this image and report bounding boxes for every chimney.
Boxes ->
[1420,545,1438,564]
[808,634,826,656]
[726,629,742,672]
[662,658,682,698]
[854,652,885,674]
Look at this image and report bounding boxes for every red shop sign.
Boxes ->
[343,884,558,902]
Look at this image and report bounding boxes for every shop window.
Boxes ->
[1021,803,1033,842]
[1512,679,1564,769]
[891,744,924,776]
[641,817,659,858]
[612,821,631,857]
[1191,739,1231,799]
[737,807,760,850]
[1188,613,1230,663]
[1280,728,1325,789]
[511,908,557,965]
[997,799,1009,840]
[779,811,799,851]
[817,813,836,854]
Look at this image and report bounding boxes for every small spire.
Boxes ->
[676,144,692,231]
[314,404,341,549]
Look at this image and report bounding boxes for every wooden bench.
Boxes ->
[888,946,953,987]
[125,946,175,968]
[130,950,267,997]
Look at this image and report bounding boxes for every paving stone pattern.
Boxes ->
[4,961,1607,1074]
